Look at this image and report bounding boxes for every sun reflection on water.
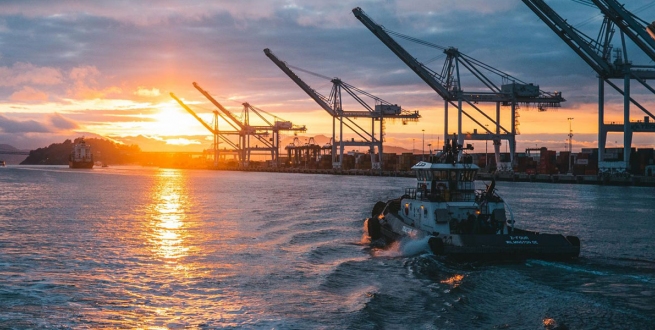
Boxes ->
[149,168,190,261]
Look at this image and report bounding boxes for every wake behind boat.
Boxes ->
[366,136,580,261]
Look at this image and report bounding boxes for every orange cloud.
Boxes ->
[134,86,161,97]
[9,86,49,102]
[48,112,79,131]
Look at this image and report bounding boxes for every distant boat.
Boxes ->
[69,138,94,169]
[0,160,5,167]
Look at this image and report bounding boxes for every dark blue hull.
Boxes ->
[369,210,580,261]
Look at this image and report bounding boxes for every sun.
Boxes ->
[151,101,206,137]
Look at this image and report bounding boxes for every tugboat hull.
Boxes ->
[368,210,580,261]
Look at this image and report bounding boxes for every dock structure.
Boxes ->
[206,164,655,187]
[523,0,655,175]
[285,137,331,168]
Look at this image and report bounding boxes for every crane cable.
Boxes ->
[572,0,655,27]
[383,26,531,85]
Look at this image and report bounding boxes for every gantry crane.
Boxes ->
[353,7,564,171]
[590,0,655,62]
[170,93,242,166]
[264,48,420,170]
[175,82,307,167]
[239,101,307,166]
[522,0,655,175]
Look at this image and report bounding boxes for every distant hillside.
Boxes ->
[20,138,141,165]
[0,144,30,165]
[0,144,20,152]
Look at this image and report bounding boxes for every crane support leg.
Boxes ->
[444,100,449,146]
[493,139,501,169]
[624,72,631,166]
[457,98,463,146]
[599,77,606,164]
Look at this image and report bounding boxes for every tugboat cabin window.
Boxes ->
[416,170,433,181]
[432,170,448,180]
[460,170,477,182]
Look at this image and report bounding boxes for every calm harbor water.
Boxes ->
[0,165,654,329]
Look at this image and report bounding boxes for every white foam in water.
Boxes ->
[400,236,431,257]
[360,218,371,245]
[374,236,431,258]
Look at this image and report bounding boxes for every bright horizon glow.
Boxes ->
[1,95,648,152]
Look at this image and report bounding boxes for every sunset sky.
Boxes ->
[1,0,654,152]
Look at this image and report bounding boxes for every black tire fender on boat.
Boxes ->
[371,201,386,218]
[566,235,580,247]
[367,217,382,241]
[428,237,444,255]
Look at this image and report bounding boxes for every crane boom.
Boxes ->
[170,92,216,134]
[264,48,337,116]
[521,0,613,76]
[193,82,247,130]
[352,7,452,99]
[590,0,655,62]
[170,92,241,151]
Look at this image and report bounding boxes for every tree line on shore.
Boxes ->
[20,138,142,165]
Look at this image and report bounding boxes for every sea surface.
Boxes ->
[0,165,654,329]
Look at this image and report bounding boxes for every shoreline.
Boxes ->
[8,164,655,187]
[214,166,655,187]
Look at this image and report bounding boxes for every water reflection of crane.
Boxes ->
[171,82,307,167]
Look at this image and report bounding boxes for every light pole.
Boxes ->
[422,129,425,161]
[567,117,574,174]
[484,124,489,170]
[567,117,574,153]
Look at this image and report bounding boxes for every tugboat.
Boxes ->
[366,136,580,261]
[69,138,94,169]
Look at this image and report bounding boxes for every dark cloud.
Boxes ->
[48,112,79,130]
[0,114,51,133]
